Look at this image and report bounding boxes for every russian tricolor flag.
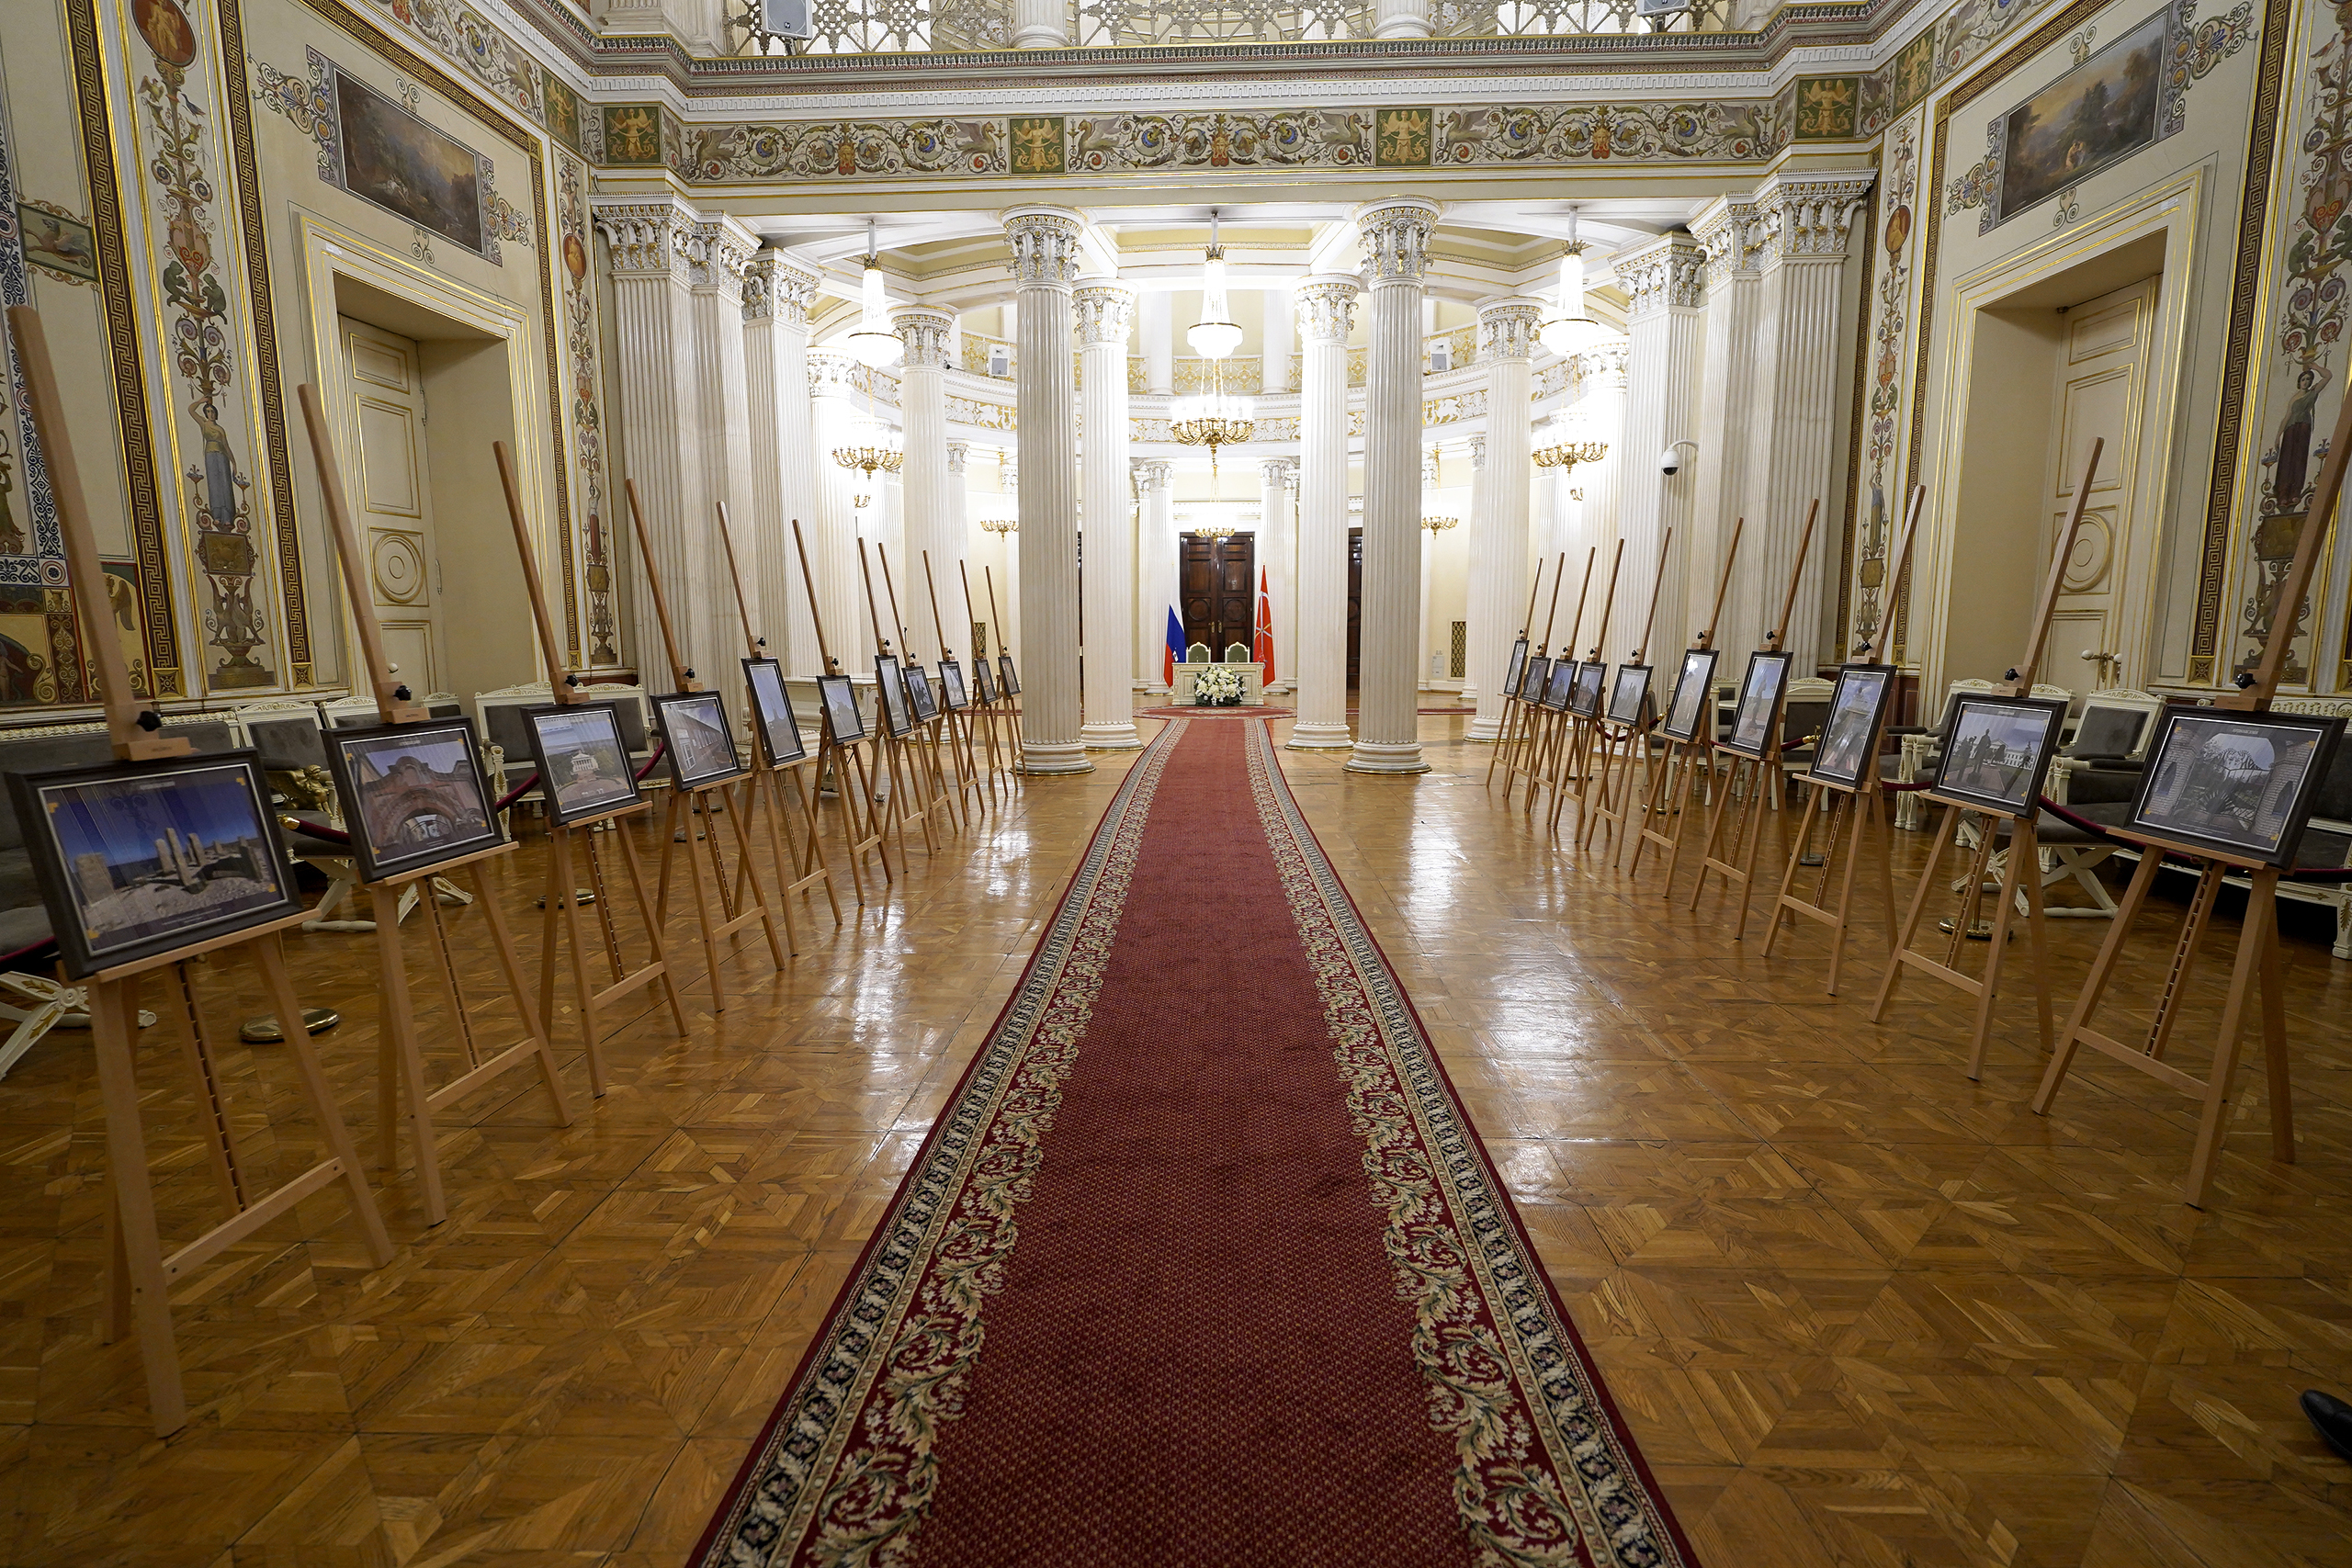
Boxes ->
[1163,607,1184,687]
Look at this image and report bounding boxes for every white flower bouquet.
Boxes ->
[1193,665,1243,705]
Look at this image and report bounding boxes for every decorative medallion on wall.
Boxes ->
[1374,107,1432,166]
[1009,116,1065,175]
[1946,0,2254,232]
[1794,76,1862,140]
[369,527,427,604]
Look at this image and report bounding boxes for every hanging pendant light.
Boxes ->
[845,219,902,370]
[1537,209,1613,360]
[1186,209,1243,362]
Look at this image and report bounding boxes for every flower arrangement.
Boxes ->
[1193,665,1243,706]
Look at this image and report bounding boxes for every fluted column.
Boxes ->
[1003,207,1090,774]
[891,304,956,661]
[1013,0,1069,47]
[744,249,823,675]
[1262,290,1295,394]
[1349,197,1440,776]
[1288,274,1360,750]
[1613,234,1706,662]
[1465,296,1541,739]
[1690,199,1761,660]
[1140,292,1173,395]
[807,350,868,673]
[1745,171,1872,671]
[1374,0,1431,39]
[1572,346,1629,659]
[1258,457,1295,690]
[1074,277,1138,749]
[946,441,973,652]
[1134,458,1177,691]
[684,219,757,694]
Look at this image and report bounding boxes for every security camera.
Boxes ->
[1660,439,1697,477]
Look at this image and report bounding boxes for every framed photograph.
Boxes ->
[876,656,915,738]
[2129,708,2346,867]
[9,751,302,979]
[1723,651,1793,759]
[971,656,998,705]
[1929,694,2066,818]
[1503,637,1529,705]
[323,718,502,884]
[1661,649,1720,744]
[1808,665,1897,788]
[904,663,940,723]
[818,673,865,745]
[937,657,969,712]
[1570,660,1608,717]
[998,654,1021,698]
[1520,656,1552,706]
[1606,664,1651,728]
[522,702,641,828]
[742,657,806,768]
[652,691,746,791]
[1542,660,1577,712]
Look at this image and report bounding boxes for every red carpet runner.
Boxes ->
[694,718,1696,1568]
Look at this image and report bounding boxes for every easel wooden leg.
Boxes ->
[1824,792,1870,994]
[166,963,243,1213]
[2032,849,2164,1115]
[372,884,448,1224]
[729,780,792,969]
[785,768,844,927]
[89,978,185,1434]
[1871,804,1958,1021]
[2020,819,2054,1055]
[1659,742,1708,898]
[614,819,691,1035]
[256,934,394,1265]
[2187,868,2281,1208]
[1762,783,1822,957]
[1966,812,2027,1080]
[472,863,574,1125]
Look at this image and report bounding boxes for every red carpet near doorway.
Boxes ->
[692,718,1696,1568]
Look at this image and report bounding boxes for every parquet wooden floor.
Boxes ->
[3,716,2348,1567]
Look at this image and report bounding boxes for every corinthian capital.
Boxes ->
[1071,278,1136,346]
[1353,197,1441,285]
[744,248,822,324]
[1259,457,1297,488]
[1690,198,1759,287]
[1612,233,1706,318]
[1132,457,1173,492]
[1749,171,1875,267]
[891,304,956,369]
[684,217,758,290]
[1294,273,1362,343]
[592,197,697,282]
[1476,296,1544,361]
[1002,207,1085,289]
[1574,341,1629,389]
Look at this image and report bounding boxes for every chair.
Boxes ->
[228,699,372,932]
[2027,688,2166,918]
[1223,642,1250,664]
[1186,642,1211,664]
[320,690,464,728]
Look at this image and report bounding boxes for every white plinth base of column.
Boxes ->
[1080,723,1142,750]
[1012,24,1068,47]
[1285,721,1354,750]
[1019,740,1095,775]
[1465,716,1506,742]
[1344,739,1429,774]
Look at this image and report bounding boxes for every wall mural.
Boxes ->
[1852,112,1923,659]
[557,151,610,667]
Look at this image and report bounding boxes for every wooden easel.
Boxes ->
[986,566,1026,761]
[793,519,889,897]
[2032,391,2352,1205]
[1689,500,1821,939]
[959,558,1012,793]
[1759,488,1924,994]
[1512,551,1587,808]
[494,444,685,1098]
[1632,518,1745,885]
[11,306,395,1434]
[1548,541,1624,839]
[924,550,990,818]
[714,502,842,944]
[1484,558,1548,787]
[627,480,790,1007]
[296,388,571,1224]
[859,541,939,861]
[1872,444,2103,1075]
[880,547,967,833]
[1581,528,1673,857]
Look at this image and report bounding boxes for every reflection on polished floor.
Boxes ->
[3,712,2349,1567]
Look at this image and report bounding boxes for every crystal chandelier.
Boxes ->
[1532,412,1607,471]
[1186,209,1242,361]
[845,219,902,370]
[1537,209,1614,360]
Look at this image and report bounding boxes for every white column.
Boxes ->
[1289,273,1361,750]
[1257,457,1295,691]
[1572,346,1629,660]
[1349,197,1440,776]
[1140,291,1173,395]
[1262,289,1295,394]
[1003,207,1090,775]
[1075,277,1138,749]
[1613,234,1707,664]
[807,350,868,674]
[1135,458,1176,691]
[1690,199,1761,660]
[684,219,757,694]
[891,304,957,661]
[1013,0,1069,47]
[946,441,973,654]
[744,249,824,676]
[1374,0,1431,35]
[1745,170,1872,672]
[1465,296,1541,739]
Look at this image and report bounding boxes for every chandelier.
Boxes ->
[979,513,1017,536]
[1533,412,1608,471]
[1421,515,1459,536]
[1190,517,1237,542]
[844,219,902,370]
[1537,209,1614,360]
[1186,209,1243,361]
[831,417,903,480]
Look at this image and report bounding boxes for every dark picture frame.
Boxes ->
[971,656,998,705]
[1723,651,1794,759]
[937,657,968,712]
[876,656,914,738]
[1928,694,2067,818]
[1569,660,1607,717]
[8,750,302,979]
[522,701,641,828]
[1542,659,1577,712]
[998,654,1021,698]
[652,691,746,790]
[2129,707,2346,867]
[904,663,940,723]
[1520,655,1552,706]
[1661,649,1720,744]
[1503,637,1529,704]
[818,673,865,745]
[1606,664,1652,728]
[323,718,503,884]
[742,658,807,768]
[1808,664,1897,788]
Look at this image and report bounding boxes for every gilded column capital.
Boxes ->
[743,248,822,325]
[1352,197,1442,285]
[1259,457,1297,488]
[946,440,973,474]
[1465,434,1487,470]
[808,347,861,400]
[1690,198,1760,287]
[1132,457,1173,491]
[1071,278,1136,346]
[684,217,758,291]
[1748,171,1875,267]
[1001,206,1085,289]
[1475,295,1544,361]
[891,304,956,369]
[592,197,698,282]
[1612,233,1707,318]
[1574,341,1630,389]
[1294,273,1362,344]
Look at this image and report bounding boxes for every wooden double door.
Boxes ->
[1181,532,1255,658]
